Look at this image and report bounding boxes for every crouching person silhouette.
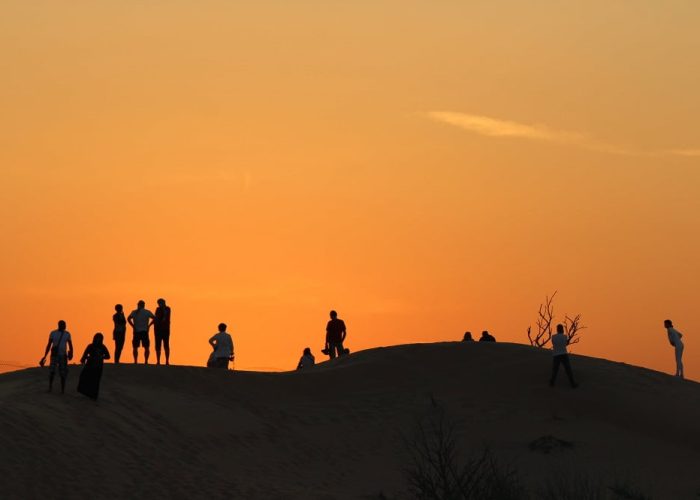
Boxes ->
[208,323,234,369]
[77,333,111,400]
[297,348,315,370]
[40,320,74,394]
[550,324,578,388]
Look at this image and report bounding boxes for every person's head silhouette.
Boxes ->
[137,300,145,309]
[157,298,166,307]
[481,330,488,337]
[664,319,673,328]
[93,333,104,345]
[330,310,337,320]
[303,347,311,356]
[463,331,473,341]
[556,324,565,334]
[218,323,227,332]
[115,304,123,313]
[58,320,66,331]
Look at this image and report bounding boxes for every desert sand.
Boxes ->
[0,342,698,499]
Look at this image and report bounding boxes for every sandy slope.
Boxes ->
[0,342,698,499]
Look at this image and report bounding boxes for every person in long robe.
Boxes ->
[77,333,111,400]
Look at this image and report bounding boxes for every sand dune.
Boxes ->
[1,342,698,499]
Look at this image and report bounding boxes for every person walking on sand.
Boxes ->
[479,330,496,342]
[40,320,74,394]
[154,298,171,365]
[297,347,315,370]
[77,333,111,400]
[112,304,127,364]
[325,310,347,359]
[664,319,685,378]
[550,324,578,388]
[127,300,155,364]
[208,323,234,369]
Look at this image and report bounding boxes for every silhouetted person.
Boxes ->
[297,347,315,370]
[208,323,234,369]
[325,310,347,359]
[40,320,74,394]
[77,333,111,400]
[664,319,685,379]
[479,330,496,342]
[154,298,172,365]
[112,304,127,364]
[127,300,155,364]
[550,324,577,388]
[463,331,474,342]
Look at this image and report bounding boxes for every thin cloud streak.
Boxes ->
[426,111,697,158]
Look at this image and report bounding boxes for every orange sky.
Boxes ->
[1,1,698,378]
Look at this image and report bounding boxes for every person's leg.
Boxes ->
[143,333,150,364]
[48,357,56,392]
[562,355,577,387]
[676,345,684,378]
[550,356,561,386]
[163,331,170,365]
[133,334,139,364]
[59,357,68,394]
[115,334,124,364]
[154,332,162,365]
[337,342,345,356]
[329,343,337,359]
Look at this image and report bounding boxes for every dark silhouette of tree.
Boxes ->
[527,291,586,348]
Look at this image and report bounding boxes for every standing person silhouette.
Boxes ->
[208,323,234,369]
[40,320,74,394]
[154,298,171,365]
[325,310,347,359]
[112,304,127,364]
[77,333,111,400]
[127,300,155,364]
[550,324,578,388]
[664,319,685,379]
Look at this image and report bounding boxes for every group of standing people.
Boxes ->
[112,299,171,365]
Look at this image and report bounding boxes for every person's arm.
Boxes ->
[209,335,217,349]
[127,312,135,328]
[148,311,155,329]
[341,321,347,342]
[67,338,74,360]
[80,346,90,364]
[41,335,53,365]
[102,346,111,360]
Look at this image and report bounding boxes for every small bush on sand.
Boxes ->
[403,401,525,500]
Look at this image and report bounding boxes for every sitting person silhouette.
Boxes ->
[297,347,315,370]
[479,330,496,342]
[77,333,111,400]
[462,331,474,342]
[208,323,234,369]
[549,324,577,388]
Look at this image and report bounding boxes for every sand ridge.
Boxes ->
[1,342,698,499]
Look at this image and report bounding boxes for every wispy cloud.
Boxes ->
[426,111,697,158]
[668,149,700,157]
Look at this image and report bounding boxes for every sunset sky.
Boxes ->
[1,1,698,377]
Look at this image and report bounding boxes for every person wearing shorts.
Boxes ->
[40,320,74,394]
[128,300,155,364]
[154,298,171,365]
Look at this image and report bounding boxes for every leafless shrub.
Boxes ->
[527,292,586,348]
[403,401,524,500]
